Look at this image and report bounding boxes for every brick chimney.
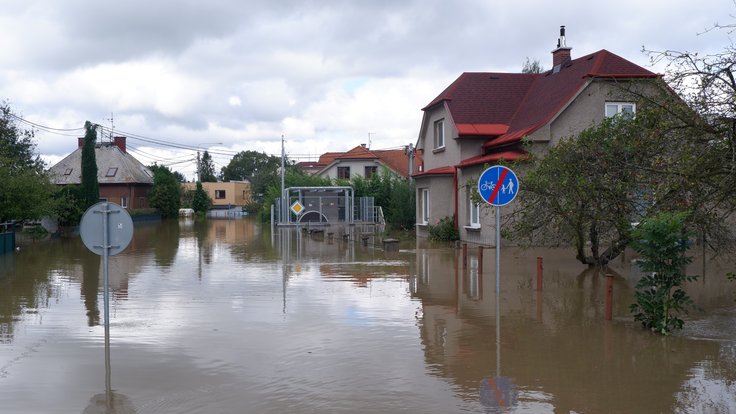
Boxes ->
[113,136,126,153]
[551,25,572,71]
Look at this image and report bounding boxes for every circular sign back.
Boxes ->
[477,166,519,207]
[80,202,134,256]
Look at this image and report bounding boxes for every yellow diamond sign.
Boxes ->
[290,200,304,215]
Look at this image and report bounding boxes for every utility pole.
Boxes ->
[280,134,286,224]
[196,150,201,182]
[405,143,415,181]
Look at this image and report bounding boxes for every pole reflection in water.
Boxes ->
[83,325,136,414]
[479,265,518,411]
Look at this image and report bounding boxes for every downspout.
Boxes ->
[453,166,459,231]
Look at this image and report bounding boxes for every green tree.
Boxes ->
[148,164,182,219]
[199,150,217,182]
[80,121,99,209]
[191,181,211,214]
[352,169,415,230]
[173,171,186,183]
[0,103,56,223]
[259,166,330,221]
[221,150,281,207]
[629,211,698,335]
[53,185,84,226]
[507,97,732,266]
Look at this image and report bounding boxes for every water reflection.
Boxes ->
[82,338,136,414]
[413,245,735,413]
[0,219,734,413]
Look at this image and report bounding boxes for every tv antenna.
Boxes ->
[105,112,115,141]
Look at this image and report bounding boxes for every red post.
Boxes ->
[605,274,614,321]
[462,243,468,269]
[536,257,543,291]
[478,246,484,274]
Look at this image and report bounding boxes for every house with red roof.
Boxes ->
[308,144,415,180]
[414,27,659,244]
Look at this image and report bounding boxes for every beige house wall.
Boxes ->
[182,181,252,206]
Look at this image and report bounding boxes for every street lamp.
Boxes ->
[196,142,222,182]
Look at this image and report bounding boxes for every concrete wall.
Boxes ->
[415,174,455,238]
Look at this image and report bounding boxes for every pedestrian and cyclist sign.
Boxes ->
[478,166,519,206]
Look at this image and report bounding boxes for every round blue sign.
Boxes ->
[477,166,519,206]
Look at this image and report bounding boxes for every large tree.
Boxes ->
[0,103,56,223]
[80,121,99,209]
[148,164,182,219]
[221,150,281,205]
[508,96,730,266]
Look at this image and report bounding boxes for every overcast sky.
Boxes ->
[2,0,733,179]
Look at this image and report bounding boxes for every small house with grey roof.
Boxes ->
[48,136,154,210]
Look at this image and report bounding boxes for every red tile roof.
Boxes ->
[413,166,455,178]
[424,49,657,150]
[317,145,413,178]
[456,150,530,168]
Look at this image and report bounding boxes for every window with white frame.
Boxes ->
[434,119,445,149]
[468,198,480,228]
[120,196,128,209]
[605,102,636,118]
[421,188,430,224]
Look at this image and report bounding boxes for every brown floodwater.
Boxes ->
[0,218,734,413]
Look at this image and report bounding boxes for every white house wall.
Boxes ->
[318,160,393,180]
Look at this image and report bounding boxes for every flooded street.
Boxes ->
[1,218,735,413]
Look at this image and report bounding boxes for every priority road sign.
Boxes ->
[478,166,519,206]
[290,200,304,215]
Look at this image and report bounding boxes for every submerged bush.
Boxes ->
[629,211,698,335]
[427,216,459,242]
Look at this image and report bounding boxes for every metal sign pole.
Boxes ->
[496,205,501,295]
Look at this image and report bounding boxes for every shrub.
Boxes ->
[427,216,459,242]
[629,211,698,335]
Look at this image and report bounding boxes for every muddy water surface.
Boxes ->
[0,218,734,413]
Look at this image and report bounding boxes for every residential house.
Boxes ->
[311,144,415,180]
[414,28,658,244]
[182,180,252,210]
[48,136,153,209]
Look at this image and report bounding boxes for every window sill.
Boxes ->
[432,147,446,154]
[464,225,481,231]
[416,222,429,227]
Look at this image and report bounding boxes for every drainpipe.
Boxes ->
[453,166,459,231]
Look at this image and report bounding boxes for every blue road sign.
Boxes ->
[478,166,519,206]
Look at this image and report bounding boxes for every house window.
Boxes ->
[469,199,480,228]
[215,190,226,199]
[605,102,636,118]
[364,166,378,178]
[105,167,118,177]
[421,188,430,224]
[120,196,128,209]
[434,119,445,149]
[337,166,351,180]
